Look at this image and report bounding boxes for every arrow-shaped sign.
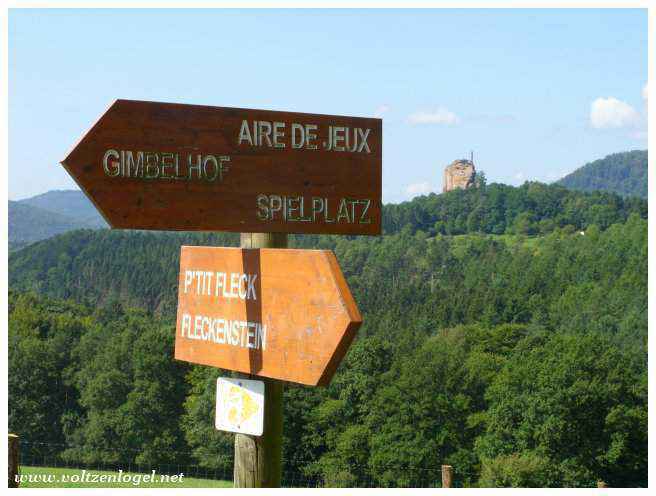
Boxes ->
[61,99,382,235]
[174,246,362,386]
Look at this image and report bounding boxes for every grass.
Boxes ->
[437,233,543,259]
[17,466,232,488]
[487,233,542,250]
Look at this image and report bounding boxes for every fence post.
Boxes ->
[441,464,453,488]
[8,433,19,488]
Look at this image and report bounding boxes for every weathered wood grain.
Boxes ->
[61,99,382,235]
[174,245,362,386]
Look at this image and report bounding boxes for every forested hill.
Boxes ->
[8,173,647,251]
[9,230,239,315]
[9,182,647,315]
[18,189,106,227]
[557,150,647,199]
[9,190,107,250]
[8,201,93,251]
[382,181,646,235]
[8,181,648,487]
[9,216,647,487]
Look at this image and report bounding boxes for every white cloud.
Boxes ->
[590,97,639,129]
[514,172,525,182]
[642,83,648,102]
[407,107,460,126]
[374,104,390,118]
[404,181,433,197]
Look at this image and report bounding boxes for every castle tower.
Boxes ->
[443,156,476,193]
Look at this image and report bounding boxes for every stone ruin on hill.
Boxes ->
[443,158,476,193]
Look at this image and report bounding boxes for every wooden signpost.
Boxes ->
[60,100,381,488]
[174,245,362,386]
[61,99,382,235]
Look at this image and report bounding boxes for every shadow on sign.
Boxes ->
[242,249,263,375]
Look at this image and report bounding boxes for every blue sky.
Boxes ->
[9,8,647,202]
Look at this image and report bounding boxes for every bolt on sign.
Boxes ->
[174,246,362,386]
[61,99,382,235]
[216,377,264,436]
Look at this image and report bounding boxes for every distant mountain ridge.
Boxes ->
[7,150,647,250]
[557,150,647,199]
[8,190,106,250]
[19,190,106,228]
[8,201,91,251]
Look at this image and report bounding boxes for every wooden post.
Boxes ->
[233,233,286,488]
[8,433,19,488]
[441,464,453,488]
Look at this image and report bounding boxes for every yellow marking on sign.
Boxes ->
[227,385,260,427]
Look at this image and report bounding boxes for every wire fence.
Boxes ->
[18,441,231,486]
[15,439,473,488]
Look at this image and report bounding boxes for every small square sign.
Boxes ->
[216,377,265,436]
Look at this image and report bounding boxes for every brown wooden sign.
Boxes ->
[61,99,382,235]
[174,246,362,386]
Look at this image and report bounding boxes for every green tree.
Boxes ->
[476,332,647,487]
[63,307,189,466]
[8,292,88,455]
